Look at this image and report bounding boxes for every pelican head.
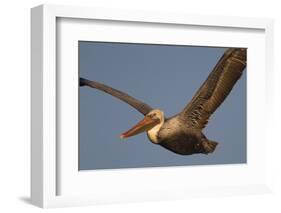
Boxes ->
[120,109,164,143]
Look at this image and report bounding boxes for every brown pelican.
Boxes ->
[80,48,246,155]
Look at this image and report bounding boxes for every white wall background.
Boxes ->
[0,0,280,212]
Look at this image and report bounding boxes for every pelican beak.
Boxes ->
[120,116,160,139]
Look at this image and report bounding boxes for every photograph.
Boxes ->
[79,41,247,170]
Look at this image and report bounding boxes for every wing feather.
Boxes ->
[80,78,154,115]
[178,48,247,129]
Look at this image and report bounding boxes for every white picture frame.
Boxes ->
[31,4,274,208]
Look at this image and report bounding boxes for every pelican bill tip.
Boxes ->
[119,134,126,139]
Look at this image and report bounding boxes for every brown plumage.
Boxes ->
[80,48,246,155]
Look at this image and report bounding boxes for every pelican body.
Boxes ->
[80,48,246,155]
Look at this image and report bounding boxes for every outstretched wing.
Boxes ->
[178,48,247,129]
[80,78,154,115]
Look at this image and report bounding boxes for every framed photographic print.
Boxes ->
[31,4,274,208]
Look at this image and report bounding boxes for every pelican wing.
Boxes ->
[179,48,247,129]
[80,78,154,115]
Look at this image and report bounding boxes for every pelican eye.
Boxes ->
[148,113,156,119]
[150,113,156,117]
